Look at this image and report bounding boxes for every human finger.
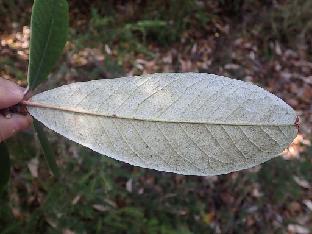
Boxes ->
[0,114,32,142]
[0,78,25,109]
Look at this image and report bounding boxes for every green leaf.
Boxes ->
[33,120,60,177]
[0,142,11,191]
[27,0,69,90]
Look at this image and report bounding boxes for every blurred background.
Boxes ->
[0,0,311,233]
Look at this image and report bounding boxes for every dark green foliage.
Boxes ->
[33,120,60,177]
[27,0,69,90]
[0,143,10,191]
[258,153,312,204]
[267,0,312,45]
[72,0,211,58]
[1,144,311,233]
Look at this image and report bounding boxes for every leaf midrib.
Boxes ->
[24,100,295,127]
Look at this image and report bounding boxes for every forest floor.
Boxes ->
[0,1,311,233]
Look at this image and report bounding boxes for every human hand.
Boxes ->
[0,78,32,142]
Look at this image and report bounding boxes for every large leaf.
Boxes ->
[0,142,11,190]
[33,120,60,177]
[25,73,297,175]
[27,0,68,90]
